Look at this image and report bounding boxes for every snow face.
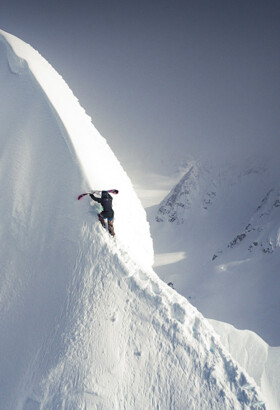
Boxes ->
[0,30,266,408]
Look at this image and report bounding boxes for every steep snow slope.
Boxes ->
[10,223,266,409]
[150,158,280,345]
[0,30,266,409]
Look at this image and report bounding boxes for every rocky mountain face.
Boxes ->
[156,158,279,256]
[156,161,214,224]
[216,188,280,259]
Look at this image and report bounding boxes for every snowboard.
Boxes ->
[78,189,119,200]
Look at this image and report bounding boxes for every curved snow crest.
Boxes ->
[20,222,265,409]
[0,29,153,268]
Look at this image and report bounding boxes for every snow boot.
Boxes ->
[108,219,115,237]
[98,213,106,228]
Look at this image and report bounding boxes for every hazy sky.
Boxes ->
[1,0,279,178]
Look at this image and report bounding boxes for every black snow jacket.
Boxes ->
[90,191,114,219]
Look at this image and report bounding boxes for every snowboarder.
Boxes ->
[90,191,115,236]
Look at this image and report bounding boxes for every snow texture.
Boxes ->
[0,30,266,409]
[210,320,280,410]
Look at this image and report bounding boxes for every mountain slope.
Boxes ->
[0,30,265,409]
[150,158,280,345]
[215,188,280,258]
